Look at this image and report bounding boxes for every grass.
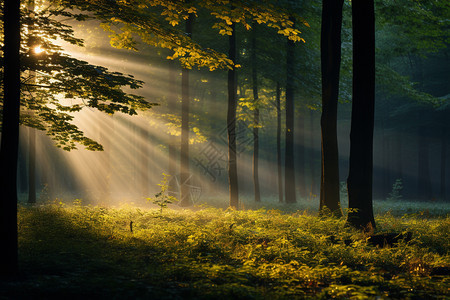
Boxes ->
[1,200,449,299]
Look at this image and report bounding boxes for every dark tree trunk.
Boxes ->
[441,127,447,201]
[140,126,149,197]
[251,25,261,202]
[417,126,432,201]
[179,14,194,207]
[320,0,343,215]
[27,0,37,204]
[381,133,391,198]
[309,110,317,198]
[346,0,376,230]
[167,61,178,195]
[0,0,21,277]
[98,118,112,203]
[297,108,306,199]
[227,22,239,209]
[18,136,27,194]
[28,128,37,204]
[276,82,283,203]
[394,133,403,181]
[284,26,296,204]
[40,140,56,201]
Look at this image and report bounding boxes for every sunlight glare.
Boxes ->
[34,45,44,54]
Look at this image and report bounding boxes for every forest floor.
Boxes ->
[1,201,449,299]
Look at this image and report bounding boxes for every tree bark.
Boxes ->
[309,109,317,198]
[28,127,37,204]
[441,127,447,201]
[0,0,21,277]
[27,0,37,205]
[167,61,178,195]
[381,132,391,198]
[297,110,306,199]
[347,0,376,230]
[276,82,283,203]
[417,126,432,201]
[227,22,239,209]
[140,126,149,197]
[320,0,343,215]
[394,132,403,181]
[179,14,194,207]
[284,24,297,204]
[251,25,261,202]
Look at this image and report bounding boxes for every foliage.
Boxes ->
[146,174,178,213]
[0,2,155,150]
[63,0,308,70]
[375,0,449,107]
[4,203,449,299]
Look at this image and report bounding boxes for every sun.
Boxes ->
[33,45,45,54]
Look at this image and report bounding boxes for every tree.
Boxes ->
[66,0,306,208]
[251,24,261,203]
[346,0,376,230]
[296,106,306,199]
[284,18,296,204]
[194,1,305,208]
[26,0,37,205]
[227,21,239,209]
[276,82,284,203]
[319,0,344,216]
[0,0,21,277]
[0,2,156,275]
[28,127,37,204]
[179,13,194,207]
[167,60,178,196]
[0,5,154,152]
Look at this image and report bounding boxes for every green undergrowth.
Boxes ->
[2,202,449,299]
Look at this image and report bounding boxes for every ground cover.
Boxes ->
[1,201,449,299]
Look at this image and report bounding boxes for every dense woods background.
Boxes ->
[2,0,447,207]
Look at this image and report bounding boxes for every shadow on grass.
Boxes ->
[0,204,448,299]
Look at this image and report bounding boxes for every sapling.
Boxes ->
[147,174,178,213]
[387,178,403,201]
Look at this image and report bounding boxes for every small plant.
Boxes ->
[38,183,51,202]
[387,178,403,201]
[147,173,178,213]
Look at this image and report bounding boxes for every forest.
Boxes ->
[0,0,449,298]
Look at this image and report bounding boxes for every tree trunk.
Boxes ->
[0,0,21,277]
[417,126,432,201]
[227,22,239,209]
[27,0,37,204]
[179,14,194,207]
[98,117,112,203]
[28,127,37,204]
[394,132,403,181]
[381,132,391,198]
[140,126,149,197]
[276,82,283,203]
[251,25,261,202]
[297,110,306,199]
[18,136,28,194]
[441,127,447,201]
[320,0,343,215]
[284,24,296,204]
[167,61,178,195]
[309,109,317,199]
[346,0,376,230]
